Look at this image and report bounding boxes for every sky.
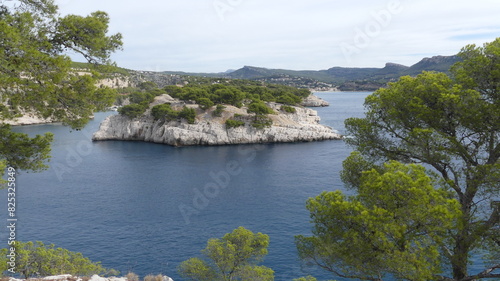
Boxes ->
[56,0,500,73]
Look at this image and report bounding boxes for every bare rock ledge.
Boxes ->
[92,94,342,146]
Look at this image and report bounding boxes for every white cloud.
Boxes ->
[57,0,500,72]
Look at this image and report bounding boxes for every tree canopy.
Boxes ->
[0,0,122,177]
[297,38,500,280]
[297,160,461,280]
[0,241,117,278]
[178,226,274,281]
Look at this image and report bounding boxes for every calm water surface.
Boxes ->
[2,92,370,280]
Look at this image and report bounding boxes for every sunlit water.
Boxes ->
[1,92,370,280]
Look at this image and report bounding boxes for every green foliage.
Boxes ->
[247,101,275,115]
[0,6,120,128]
[151,104,177,121]
[212,104,226,117]
[252,115,273,129]
[276,93,302,105]
[225,119,245,129]
[339,151,378,189]
[213,87,245,107]
[338,38,500,280]
[151,104,196,124]
[179,106,196,124]
[118,103,148,119]
[161,80,307,107]
[280,105,296,113]
[182,87,210,102]
[296,161,461,281]
[163,85,184,97]
[0,241,116,278]
[0,125,53,172]
[0,160,7,189]
[53,10,122,65]
[197,97,214,110]
[137,81,158,91]
[0,0,122,173]
[178,226,274,281]
[129,92,154,104]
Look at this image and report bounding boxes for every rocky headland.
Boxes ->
[92,94,341,146]
[300,94,330,107]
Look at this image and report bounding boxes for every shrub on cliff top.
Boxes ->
[118,103,148,119]
[281,105,296,113]
[225,119,245,129]
[247,101,275,115]
[0,241,116,279]
[212,104,226,117]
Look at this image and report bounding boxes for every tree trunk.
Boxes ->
[452,233,469,280]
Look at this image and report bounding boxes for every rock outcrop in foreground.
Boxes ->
[92,94,341,146]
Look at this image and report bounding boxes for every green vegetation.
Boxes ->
[0,125,54,173]
[0,241,117,278]
[197,97,215,110]
[178,106,196,124]
[165,80,309,107]
[178,227,274,281]
[0,0,122,178]
[118,103,148,119]
[247,101,275,115]
[280,105,296,113]
[212,104,226,117]
[115,76,306,127]
[251,115,273,129]
[225,119,245,128]
[296,161,460,280]
[296,38,500,281]
[151,104,196,124]
[151,104,176,121]
[129,92,155,104]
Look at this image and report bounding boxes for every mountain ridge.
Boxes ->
[156,55,459,91]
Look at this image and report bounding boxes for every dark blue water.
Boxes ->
[1,92,370,280]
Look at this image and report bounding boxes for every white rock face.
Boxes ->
[92,95,341,146]
[300,94,329,107]
[2,114,55,126]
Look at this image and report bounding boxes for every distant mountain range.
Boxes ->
[149,55,460,91]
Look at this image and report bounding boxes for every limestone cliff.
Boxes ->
[300,94,329,107]
[92,94,341,146]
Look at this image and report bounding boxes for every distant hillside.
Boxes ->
[126,55,460,91]
[224,55,460,90]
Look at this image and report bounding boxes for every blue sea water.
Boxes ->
[1,92,370,281]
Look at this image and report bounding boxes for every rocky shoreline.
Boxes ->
[92,94,341,146]
[2,115,55,126]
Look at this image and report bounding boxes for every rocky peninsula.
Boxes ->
[92,94,341,146]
